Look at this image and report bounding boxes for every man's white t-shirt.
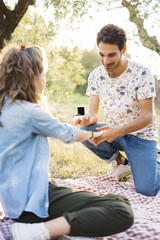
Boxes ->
[87,59,159,142]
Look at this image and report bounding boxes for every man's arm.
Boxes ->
[118,97,153,136]
[95,97,153,143]
[75,95,100,126]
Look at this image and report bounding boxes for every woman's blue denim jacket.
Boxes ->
[0,97,78,219]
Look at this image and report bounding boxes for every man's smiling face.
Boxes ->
[98,41,124,74]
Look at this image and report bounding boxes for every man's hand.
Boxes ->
[74,113,98,127]
[74,95,100,126]
[74,113,91,126]
[95,125,121,145]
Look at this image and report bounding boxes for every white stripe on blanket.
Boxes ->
[53,176,160,240]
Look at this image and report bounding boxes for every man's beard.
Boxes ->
[105,54,122,73]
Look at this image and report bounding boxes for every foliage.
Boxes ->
[46,46,85,102]
[8,9,86,102]
[44,0,89,23]
[44,0,160,55]
[2,0,160,103]
[1,0,160,55]
[75,48,100,94]
[81,48,100,79]
[8,10,54,46]
[122,0,160,54]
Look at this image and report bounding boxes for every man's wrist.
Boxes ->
[89,114,98,125]
[117,126,127,137]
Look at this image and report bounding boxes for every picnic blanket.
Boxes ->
[0,176,160,240]
[53,176,160,240]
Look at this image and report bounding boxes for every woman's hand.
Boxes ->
[88,131,103,146]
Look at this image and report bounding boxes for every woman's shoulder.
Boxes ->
[3,97,41,117]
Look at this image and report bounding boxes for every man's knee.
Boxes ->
[80,123,106,132]
[135,185,157,197]
[80,124,96,131]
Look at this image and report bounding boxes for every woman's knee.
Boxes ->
[103,194,134,232]
[117,200,134,231]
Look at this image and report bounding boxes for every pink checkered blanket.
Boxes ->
[53,176,160,240]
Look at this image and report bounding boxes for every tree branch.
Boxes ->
[122,0,160,55]
[14,0,35,14]
[0,0,36,49]
[0,0,12,16]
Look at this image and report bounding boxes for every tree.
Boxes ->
[76,48,100,95]
[121,0,160,55]
[1,0,160,55]
[47,0,160,55]
[0,0,92,49]
[46,46,85,102]
[9,8,86,102]
[10,7,55,46]
[1,0,160,106]
[0,0,35,49]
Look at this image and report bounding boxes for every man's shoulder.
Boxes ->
[127,59,154,80]
[128,59,151,73]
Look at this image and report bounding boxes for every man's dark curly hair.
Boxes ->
[96,24,127,51]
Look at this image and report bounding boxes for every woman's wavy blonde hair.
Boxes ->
[0,44,47,126]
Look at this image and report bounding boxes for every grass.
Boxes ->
[49,140,109,179]
[49,93,109,179]
[49,93,160,179]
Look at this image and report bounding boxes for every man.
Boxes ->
[75,24,160,196]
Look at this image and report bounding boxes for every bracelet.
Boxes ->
[89,131,94,139]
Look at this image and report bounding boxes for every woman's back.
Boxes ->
[0,96,50,219]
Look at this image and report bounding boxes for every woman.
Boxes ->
[0,44,134,240]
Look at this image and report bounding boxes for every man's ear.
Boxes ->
[122,44,127,54]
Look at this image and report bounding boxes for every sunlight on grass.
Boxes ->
[49,93,109,179]
[49,139,109,179]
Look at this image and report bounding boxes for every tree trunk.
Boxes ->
[0,0,35,49]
